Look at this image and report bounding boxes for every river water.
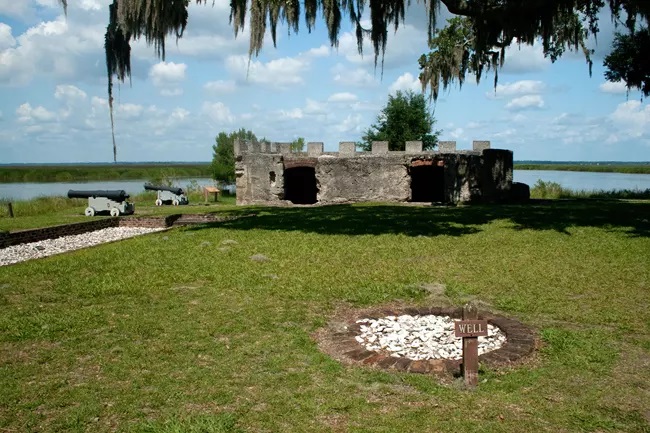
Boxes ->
[0,171,649,201]
[0,178,219,201]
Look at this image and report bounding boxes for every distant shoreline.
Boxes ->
[0,163,212,183]
[1,161,649,183]
[513,163,650,174]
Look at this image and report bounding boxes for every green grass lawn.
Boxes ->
[1,201,649,432]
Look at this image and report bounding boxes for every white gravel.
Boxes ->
[0,227,166,266]
[355,314,506,361]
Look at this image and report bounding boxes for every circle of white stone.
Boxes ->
[355,314,506,361]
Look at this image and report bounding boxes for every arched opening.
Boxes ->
[284,167,318,204]
[410,161,445,203]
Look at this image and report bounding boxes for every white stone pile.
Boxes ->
[355,314,506,361]
[0,227,166,266]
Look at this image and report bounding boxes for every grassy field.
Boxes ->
[1,199,650,432]
[0,164,212,183]
[514,163,650,174]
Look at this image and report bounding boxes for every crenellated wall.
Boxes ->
[235,140,514,206]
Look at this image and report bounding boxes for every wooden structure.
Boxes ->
[203,186,220,203]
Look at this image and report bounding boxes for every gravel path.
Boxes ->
[355,314,506,361]
[0,227,166,266]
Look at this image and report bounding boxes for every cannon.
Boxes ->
[67,190,135,217]
[144,183,188,206]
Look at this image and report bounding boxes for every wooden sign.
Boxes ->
[454,320,488,337]
[459,303,482,387]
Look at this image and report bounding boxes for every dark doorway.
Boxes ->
[284,167,318,204]
[410,162,445,203]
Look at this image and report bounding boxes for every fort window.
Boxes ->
[410,160,445,203]
[269,171,276,187]
[284,167,318,204]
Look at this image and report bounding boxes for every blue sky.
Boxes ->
[0,0,649,163]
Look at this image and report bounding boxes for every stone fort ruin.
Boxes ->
[235,140,515,206]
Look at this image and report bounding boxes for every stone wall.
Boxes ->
[235,140,514,206]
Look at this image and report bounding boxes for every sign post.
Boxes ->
[454,303,488,387]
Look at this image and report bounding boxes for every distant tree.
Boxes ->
[212,128,261,184]
[290,137,305,152]
[359,90,441,151]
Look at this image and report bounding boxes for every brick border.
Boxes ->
[315,305,536,378]
[0,213,257,248]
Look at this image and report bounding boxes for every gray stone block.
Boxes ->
[439,141,456,152]
[473,140,491,152]
[372,141,389,154]
[405,141,423,153]
[277,143,292,154]
[308,142,324,156]
[234,140,248,155]
[339,142,357,155]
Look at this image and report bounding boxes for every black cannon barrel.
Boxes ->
[67,190,130,201]
[143,183,184,195]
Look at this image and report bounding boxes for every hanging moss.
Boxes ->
[55,0,648,158]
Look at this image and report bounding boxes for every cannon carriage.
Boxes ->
[144,183,189,206]
[67,190,135,217]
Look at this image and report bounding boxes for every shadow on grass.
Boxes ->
[185,199,650,238]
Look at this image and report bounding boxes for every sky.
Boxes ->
[0,0,649,163]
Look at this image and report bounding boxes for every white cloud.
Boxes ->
[0,23,16,50]
[609,101,650,138]
[502,42,550,73]
[117,103,145,120]
[160,88,183,97]
[304,99,328,115]
[506,95,545,110]
[0,15,105,86]
[16,103,57,122]
[280,108,304,119]
[78,0,103,11]
[149,61,186,96]
[332,64,378,87]
[171,108,190,121]
[54,84,87,102]
[307,45,330,57]
[149,62,186,86]
[201,101,234,124]
[335,114,363,133]
[327,92,358,103]
[337,23,428,69]
[599,80,628,94]
[389,72,422,94]
[448,128,464,139]
[204,80,236,93]
[488,80,545,98]
[226,55,309,88]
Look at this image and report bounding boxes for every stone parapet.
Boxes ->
[234,139,492,156]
